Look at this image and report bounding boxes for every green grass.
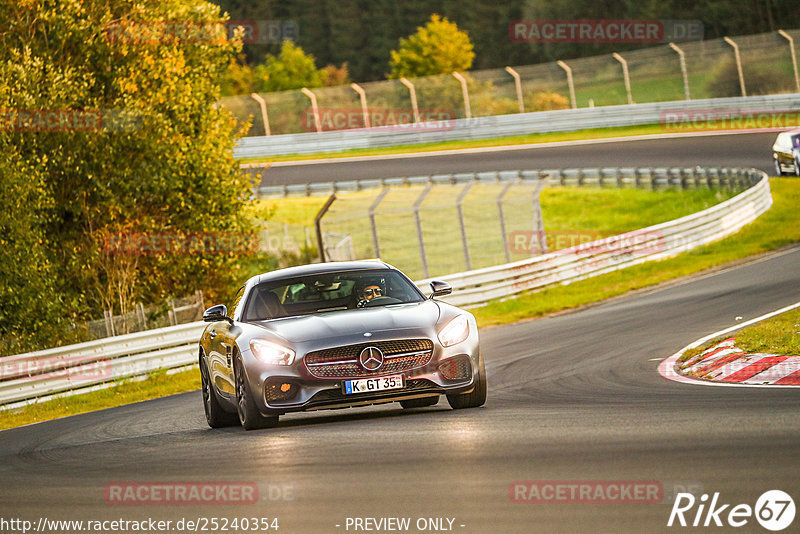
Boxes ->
[260,184,735,280]
[473,178,800,327]
[239,123,673,163]
[735,307,800,355]
[0,368,200,431]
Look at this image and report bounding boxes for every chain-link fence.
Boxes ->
[220,29,800,137]
[315,167,749,281]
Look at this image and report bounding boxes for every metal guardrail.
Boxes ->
[258,165,755,198]
[234,94,800,159]
[0,167,771,407]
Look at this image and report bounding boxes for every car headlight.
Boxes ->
[250,339,295,365]
[438,315,470,347]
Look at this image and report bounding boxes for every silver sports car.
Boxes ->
[199,260,486,430]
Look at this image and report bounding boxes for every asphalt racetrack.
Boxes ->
[252,131,778,187]
[1,132,799,533]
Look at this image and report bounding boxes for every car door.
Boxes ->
[208,287,244,397]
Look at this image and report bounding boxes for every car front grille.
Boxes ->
[305,339,434,378]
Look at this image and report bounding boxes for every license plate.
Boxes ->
[343,375,404,395]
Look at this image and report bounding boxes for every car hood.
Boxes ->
[252,300,441,343]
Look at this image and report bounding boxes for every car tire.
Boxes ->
[200,354,238,428]
[794,155,800,177]
[400,396,440,409]
[234,354,278,430]
[446,354,487,410]
[774,158,784,176]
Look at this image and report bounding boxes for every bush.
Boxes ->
[526,91,570,111]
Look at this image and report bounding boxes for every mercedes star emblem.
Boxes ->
[359,346,384,371]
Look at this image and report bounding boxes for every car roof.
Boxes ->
[251,260,396,285]
[778,128,800,136]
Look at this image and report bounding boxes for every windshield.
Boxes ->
[242,269,425,321]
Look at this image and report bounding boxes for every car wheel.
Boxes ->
[794,156,800,177]
[200,355,239,428]
[234,354,278,430]
[774,158,784,176]
[400,396,440,409]
[446,354,487,410]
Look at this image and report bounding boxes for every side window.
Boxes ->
[229,286,245,318]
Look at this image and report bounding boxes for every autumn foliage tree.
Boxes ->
[0,0,253,353]
[389,14,475,79]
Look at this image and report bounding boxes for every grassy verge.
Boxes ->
[0,368,200,431]
[4,179,797,430]
[734,307,800,355]
[472,178,800,327]
[239,124,673,163]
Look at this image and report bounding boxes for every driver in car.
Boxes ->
[362,284,382,301]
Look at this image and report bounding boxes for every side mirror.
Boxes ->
[203,304,232,324]
[429,280,452,299]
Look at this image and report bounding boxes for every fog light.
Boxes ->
[265,379,299,402]
[439,356,472,380]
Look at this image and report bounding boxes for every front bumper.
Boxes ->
[241,324,480,416]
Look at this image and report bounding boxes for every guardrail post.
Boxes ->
[301,87,322,133]
[723,37,747,97]
[504,66,525,113]
[413,184,433,278]
[668,43,691,100]
[368,188,391,257]
[249,93,271,136]
[456,183,474,270]
[452,72,472,119]
[778,30,800,93]
[399,78,421,124]
[557,60,577,109]
[496,179,517,263]
[314,194,337,262]
[350,83,370,128]
[612,53,634,105]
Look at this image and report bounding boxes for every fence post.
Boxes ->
[456,183,474,270]
[103,309,115,337]
[301,87,322,132]
[399,78,421,123]
[413,184,433,278]
[249,93,271,136]
[196,290,205,318]
[350,83,371,128]
[612,53,634,105]
[368,188,391,258]
[496,179,517,263]
[452,72,472,119]
[557,60,577,109]
[136,303,147,330]
[168,299,177,326]
[532,176,548,255]
[314,194,337,262]
[668,42,691,100]
[504,66,525,113]
[778,30,800,93]
[723,37,747,97]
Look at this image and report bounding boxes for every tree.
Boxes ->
[254,40,324,92]
[0,0,253,352]
[388,14,475,79]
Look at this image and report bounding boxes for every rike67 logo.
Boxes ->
[668,490,795,531]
